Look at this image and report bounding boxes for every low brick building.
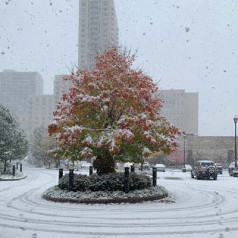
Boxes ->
[184,135,235,166]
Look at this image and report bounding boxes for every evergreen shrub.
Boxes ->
[0,161,11,174]
[58,172,151,192]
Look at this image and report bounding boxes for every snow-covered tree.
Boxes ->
[0,104,28,172]
[167,148,184,165]
[49,48,180,174]
[29,126,57,167]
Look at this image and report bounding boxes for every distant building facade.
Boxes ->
[78,0,119,69]
[155,89,198,136]
[154,135,235,167]
[17,95,55,137]
[0,70,43,115]
[54,75,72,107]
[0,70,56,138]
[185,135,234,166]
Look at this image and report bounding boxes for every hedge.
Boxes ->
[58,172,151,192]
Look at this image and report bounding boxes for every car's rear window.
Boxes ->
[201,162,214,167]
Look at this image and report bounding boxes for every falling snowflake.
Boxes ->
[185,27,190,32]
[5,0,11,5]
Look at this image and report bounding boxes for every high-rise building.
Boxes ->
[17,95,55,137]
[54,75,73,108]
[78,0,119,70]
[0,70,43,115]
[155,89,199,135]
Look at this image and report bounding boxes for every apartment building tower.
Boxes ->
[0,70,43,115]
[78,0,119,70]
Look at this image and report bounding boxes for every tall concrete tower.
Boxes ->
[78,0,119,70]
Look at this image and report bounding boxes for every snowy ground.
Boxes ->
[0,167,238,238]
[0,171,26,181]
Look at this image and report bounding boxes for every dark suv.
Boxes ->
[191,160,217,180]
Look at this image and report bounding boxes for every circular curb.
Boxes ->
[0,174,27,181]
[42,186,168,204]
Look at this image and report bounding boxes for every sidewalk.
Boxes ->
[0,172,27,181]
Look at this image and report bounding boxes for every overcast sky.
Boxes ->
[0,0,238,136]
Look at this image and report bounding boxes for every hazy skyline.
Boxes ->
[0,0,238,136]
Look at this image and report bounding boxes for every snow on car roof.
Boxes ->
[229,161,236,167]
[155,164,165,167]
[197,160,214,163]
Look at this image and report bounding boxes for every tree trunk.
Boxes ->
[93,154,116,175]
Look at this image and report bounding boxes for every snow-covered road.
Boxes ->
[1,168,238,238]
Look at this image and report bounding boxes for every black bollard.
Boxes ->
[12,165,16,176]
[124,167,130,194]
[3,158,7,172]
[153,167,157,186]
[20,163,22,172]
[131,164,135,172]
[89,166,93,175]
[59,168,63,180]
[68,169,74,191]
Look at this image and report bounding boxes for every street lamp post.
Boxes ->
[233,116,238,177]
[182,134,186,173]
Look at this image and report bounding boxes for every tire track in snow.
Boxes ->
[1,169,238,237]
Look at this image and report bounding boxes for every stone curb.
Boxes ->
[42,187,168,205]
[0,174,27,181]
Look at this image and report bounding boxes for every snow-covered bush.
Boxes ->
[29,126,57,167]
[0,161,11,173]
[58,172,151,192]
[129,173,151,190]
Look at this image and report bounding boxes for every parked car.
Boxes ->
[191,160,217,180]
[228,161,238,176]
[63,159,73,168]
[80,161,92,168]
[215,163,222,174]
[184,164,192,172]
[124,162,134,168]
[142,162,150,171]
[154,163,165,172]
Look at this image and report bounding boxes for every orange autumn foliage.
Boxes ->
[48,48,181,162]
